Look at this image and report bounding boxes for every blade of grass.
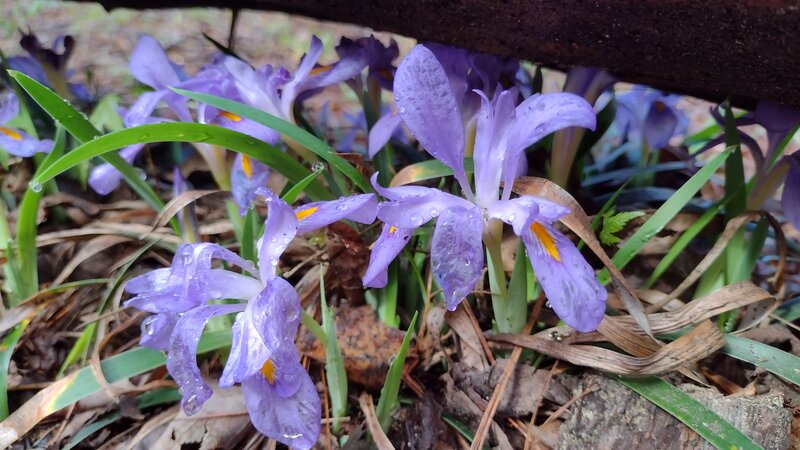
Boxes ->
[63,388,181,450]
[172,88,372,193]
[320,270,347,433]
[597,146,734,284]
[644,194,731,289]
[14,126,66,302]
[613,375,760,449]
[722,335,800,386]
[722,103,747,285]
[376,311,418,431]
[9,71,178,231]
[0,319,30,420]
[30,122,331,201]
[58,241,159,376]
[51,329,231,413]
[280,162,326,204]
[377,262,400,328]
[239,206,258,263]
[442,413,489,450]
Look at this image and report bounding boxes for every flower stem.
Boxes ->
[483,220,514,333]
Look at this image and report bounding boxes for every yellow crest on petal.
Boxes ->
[310,65,333,76]
[295,207,318,221]
[219,111,243,122]
[530,222,561,262]
[388,225,398,235]
[0,127,23,141]
[260,359,276,384]
[241,155,254,179]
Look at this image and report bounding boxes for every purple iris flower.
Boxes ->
[7,31,91,102]
[362,45,607,332]
[336,35,399,91]
[367,43,520,159]
[750,101,800,230]
[124,189,376,449]
[0,92,53,157]
[89,35,273,206]
[222,36,367,125]
[615,88,688,150]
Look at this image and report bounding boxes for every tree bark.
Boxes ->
[65,0,800,109]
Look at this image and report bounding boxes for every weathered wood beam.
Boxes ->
[66,0,800,109]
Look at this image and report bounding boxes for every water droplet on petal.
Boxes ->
[183,394,201,415]
[535,125,546,135]
[430,208,440,218]
[410,214,424,226]
[336,202,348,211]
[28,181,42,193]
[312,161,327,172]
[506,213,516,222]
[209,290,222,299]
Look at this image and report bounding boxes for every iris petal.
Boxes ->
[167,304,243,415]
[522,223,606,332]
[242,358,321,450]
[394,45,467,183]
[362,223,414,288]
[431,207,484,310]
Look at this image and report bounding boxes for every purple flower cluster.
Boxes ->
[109,38,611,447]
[361,45,607,331]
[125,190,376,449]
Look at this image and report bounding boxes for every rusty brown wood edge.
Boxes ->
[64,0,800,109]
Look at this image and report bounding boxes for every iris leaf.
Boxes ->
[172,88,372,194]
[376,312,418,431]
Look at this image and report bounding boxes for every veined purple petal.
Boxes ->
[643,100,679,149]
[368,110,403,158]
[0,130,52,157]
[431,207,484,310]
[139,312,179,350]
[295,52,367,95]
[782,155,800,230]
[257,189,298,282]
[125,268,261,313]
[88,144,144,195]
[522,223,606,332]
[394,45,467,184]
[231,153,271,215]
[221,277,301,386]
[279,37,325,115]
[473,89,516,205]
[362,223,414,288]
[503,93,595,197]
[376,188,473,229]
[242,358,321,450]
[124,91,168,128]
[0,92,20,124]
[423,43,470,103]
[370,172,442,201]
[168,304,243,415]
[124,243,259,313]
[486,197,540,236]
[129,35,181,90]
[213,112,280,145]
[222,57,279,115]
[755,101,800,133]
[507,93,596,157]
[294,193,378,234]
